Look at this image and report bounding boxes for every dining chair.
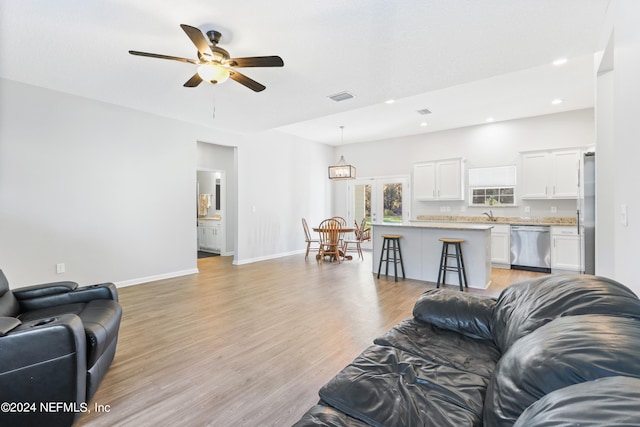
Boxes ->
[302,218,320,260]
[331,216,347,227]
[358,218,371,242]
[331,216,348,247]
[342,218,371,260]
[317,218,343,263]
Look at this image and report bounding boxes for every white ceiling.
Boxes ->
[0,0,610,145]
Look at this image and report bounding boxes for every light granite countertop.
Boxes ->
[415,215,576,226]
[372,222,493,231]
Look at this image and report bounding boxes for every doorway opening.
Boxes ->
[196,141,237,260]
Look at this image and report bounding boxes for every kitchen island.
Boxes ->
[371,222,493,289]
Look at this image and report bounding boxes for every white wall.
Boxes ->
[333,109,594,220]
[0,78,333,287]
[0,79,197,287]
[595,0,640,295]
[234,129,333,264]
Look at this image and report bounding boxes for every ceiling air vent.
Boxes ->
[417,108,432,115]
[328,91,355,102]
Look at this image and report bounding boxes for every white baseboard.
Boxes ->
[233,250,305,265]
[115,268,199,288]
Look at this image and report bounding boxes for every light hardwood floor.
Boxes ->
[77,252,543,427]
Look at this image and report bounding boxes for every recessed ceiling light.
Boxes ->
[486,117,495,123]
[553,58,568,66]
[420,122,428,127]
[385,99,395,104]
[551,98,563,105]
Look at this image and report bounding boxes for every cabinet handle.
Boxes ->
[545,185,548,196]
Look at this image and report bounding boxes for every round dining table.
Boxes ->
[312,226,355,261]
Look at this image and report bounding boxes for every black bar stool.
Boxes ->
[437,238,468,291]
[377,235,405,282]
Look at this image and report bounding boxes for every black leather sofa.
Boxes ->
[294,274,640,426]
[0,269,122,427]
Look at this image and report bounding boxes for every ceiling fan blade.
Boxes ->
[226,56,284,68]
[229,70,266,92]
[129,51,198,64]
[183,73,203,87]
[180,24,214,59]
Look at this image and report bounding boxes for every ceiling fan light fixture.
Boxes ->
[197,63,230,84]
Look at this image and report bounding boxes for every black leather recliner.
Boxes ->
[0,269,122,427]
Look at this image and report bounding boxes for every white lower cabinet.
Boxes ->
[472,224,510,267]
[490,225,511,267]
[198,220,222,253]
[551,226,580,271]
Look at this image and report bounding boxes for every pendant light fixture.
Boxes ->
[328,126,356,180]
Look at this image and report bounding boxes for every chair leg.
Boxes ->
[458,243,468,288]
[305,242,310,260]
[377,239,387,278]
[436,243,446,288]
[455,243,464,291]
[396,239,405,278]
[391,239,398,282]
[385,240,391,277]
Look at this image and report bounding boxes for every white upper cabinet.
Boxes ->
[521,149,581,199]
[413,158,463,201]
[413,162,437,200]
[552,150,581,198]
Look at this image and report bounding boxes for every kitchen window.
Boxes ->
[470,187,515,206]
[468,165,517,207]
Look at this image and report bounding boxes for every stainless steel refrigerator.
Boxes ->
[578,152,595,274]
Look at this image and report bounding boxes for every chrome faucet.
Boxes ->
[483,210,496,222]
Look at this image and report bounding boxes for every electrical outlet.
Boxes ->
[524,206,530,213]
[551,206,557,213]
[56,263,65,274]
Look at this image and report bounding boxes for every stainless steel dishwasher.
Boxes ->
[510,225,551,273]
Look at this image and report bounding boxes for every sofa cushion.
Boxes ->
[512,376,640,427]
[412,289,496,341]
[374,318,500,379]
[491,274,640,353]
[319,344,488,427]
[293,403,372,427]
[484,314,640,427]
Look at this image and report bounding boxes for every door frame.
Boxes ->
[346,175,410,249]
